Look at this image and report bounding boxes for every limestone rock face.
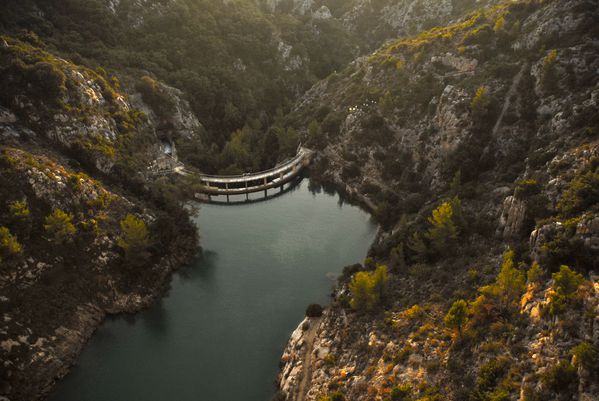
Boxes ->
[431,53,478,73]
[130,81,204,142]
[380,0,453,31]
[277,40,305,72]
[313,5,332,20]
[293,0,313,16]
[276,0,599,399]
[576,216,599,252]
[497,195,528,239]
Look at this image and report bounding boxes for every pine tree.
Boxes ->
[117,214,150,265]
[426,201,458,254]
[44,209,76,243]
[444,299,468,335]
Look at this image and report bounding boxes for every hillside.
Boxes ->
[0,0,498,175]
[276,0,599,400]
[0,36,199,400]
[0,0,598,400]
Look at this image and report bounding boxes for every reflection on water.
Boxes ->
[49,178,377,401]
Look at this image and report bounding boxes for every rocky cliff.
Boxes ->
[0,36,199,401]
[276,0,599,400]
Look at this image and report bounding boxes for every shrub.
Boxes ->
[349,265,389,312]
[444,299,469,335]
[493,16,506,32]
[541,49,558,91]
[8,200,30,218]
[136,75,176,119]
[117,214,150,264]
[514,179,541,200]
[542,360,577,394]
[426,198,460,255]
[571,342,598,372]
[30,61,67,100]
[44,209,76,243]
[480,250,525,312]
[306,303,324,317]
[341,162,360,180]
[0,226,22,256]
[308,119,325,149]
[556,159,599,217]
[462,24,494,46]
[552,265,583,297]
[548,265,584,315]
[319,391,345,401]
[387,384,412,401]
[471,86,491,115]
[526,261,544,284]
[470,356,511,401]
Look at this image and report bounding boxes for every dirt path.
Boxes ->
[293,317,322,401]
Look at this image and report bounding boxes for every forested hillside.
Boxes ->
[0,0,494,174]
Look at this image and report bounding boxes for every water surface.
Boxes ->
[49,179,377,401]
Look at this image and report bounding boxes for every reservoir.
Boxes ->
[49,178,377,401]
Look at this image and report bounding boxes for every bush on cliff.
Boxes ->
[306,303,324,317]
[444,299,469,335]
[548,265,584,316]
[117,214,151,265]
[0,226,22,257]
[44,209,76,244]
[349,265,388,312]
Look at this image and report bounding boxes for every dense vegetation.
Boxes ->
[1,0,598,400]
[0,0,361,173]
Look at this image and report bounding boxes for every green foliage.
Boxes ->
[493,16,506,32]
[8,200,30,218]
[0,1,357,142]
[306,303,324,318]
[386,384,412,401]
[408,232,428,262]
[319,391,345,401]
[541,360,577,394]
[526,261,544,284]
[44,209,76,243]
[444,299,469,334]
[548,265,583,316]
[462,24,494,46]
[31,61,67,99]
[556,159,599,217]
[571,342,598,372]
[470,356,511,401]
[220,127,255,172]
[0,44,67,106]
[378,90,396,114]
[426,198,460,255]
[541,49,558,91]
[494,250,526,305]
[473,251,525,324]
[0,226,22,256]
[514,179,541,200]
[471,86,491,116]
[117,214,150,264]
[136,75,176,119]
[552,265,583,296]
[276,127,300,157]
[389,242,407,273]
[349,265,389,312]
[308,119,325,149]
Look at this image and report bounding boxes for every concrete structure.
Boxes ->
[196,146,313,202]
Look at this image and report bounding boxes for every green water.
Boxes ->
[49,179,377,401]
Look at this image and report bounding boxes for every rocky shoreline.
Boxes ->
[4,248,197,401]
